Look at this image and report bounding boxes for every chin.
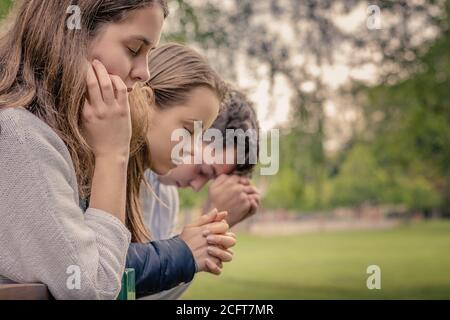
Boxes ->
[158,175,176,186]
[153,164,176,176]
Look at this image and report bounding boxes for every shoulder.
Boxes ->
[0,107,76,185]
[1,107,69,154]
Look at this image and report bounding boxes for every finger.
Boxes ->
[208,246,233,262]
[213,211,228,223]
[250,194,261,206]
[210,256,222,266]
[223,175,241,187]
[205,259,222,276]
[92,60,115,104]
[239,177,251,185]
[109,75,128,108]
[203,212,228,236]
[204,220,229,235]
[226,232,236,239]
[86,63,103,106]
[236,192,252,209]
[249,200,258,216]
[243,186,259,195]
[231,184,245,195]
[206,235,237,248]
[212,174,229,187]
[189,208,218,228]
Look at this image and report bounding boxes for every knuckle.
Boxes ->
[117,108,129,117]
[100,82,111,91]
[96,110,106,120]
[87,80,97,89]
[117,86,127,95]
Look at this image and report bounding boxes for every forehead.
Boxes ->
[170,87,221,128]
[113,5,165,45]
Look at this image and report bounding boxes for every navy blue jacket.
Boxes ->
[126,236,196,298]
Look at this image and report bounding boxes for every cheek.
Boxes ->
[89,45,131,80]
[153,126,178,162]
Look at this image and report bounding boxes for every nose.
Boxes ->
[131,56,151,83]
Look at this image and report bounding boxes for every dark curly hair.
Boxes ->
[211,88,260,176]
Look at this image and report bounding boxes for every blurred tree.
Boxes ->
[165,0,448,214]
[362,4,450,215]
[331,144,389,207]
[0,0,12,19]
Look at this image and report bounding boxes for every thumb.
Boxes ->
[213,211,228,222]
[188,208,218,227]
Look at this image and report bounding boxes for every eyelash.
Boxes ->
[127,47,139,57]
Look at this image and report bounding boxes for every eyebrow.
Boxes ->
[130,35,154,47]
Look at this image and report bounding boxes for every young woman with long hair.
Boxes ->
[0,0,168,299]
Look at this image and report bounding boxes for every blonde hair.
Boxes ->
[129,43,227,236]
[143,43,227,108]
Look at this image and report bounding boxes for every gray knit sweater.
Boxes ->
[0,107,131,300]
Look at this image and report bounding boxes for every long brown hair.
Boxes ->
[0,0,168,243]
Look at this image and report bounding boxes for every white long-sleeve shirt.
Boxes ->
[139,170,190,300]
[0,107,131,299]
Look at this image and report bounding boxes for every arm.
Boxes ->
[83,61,132,224]
[89,156,128,224]
[135,173,191,299]
[127,236,196,298]
[0,112,130,299]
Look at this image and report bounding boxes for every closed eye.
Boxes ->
[127,47,140,57]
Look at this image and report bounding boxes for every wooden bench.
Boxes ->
[0,269,135,300]
[0,283,52,300]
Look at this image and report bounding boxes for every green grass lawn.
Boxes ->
[183,220,450,299]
